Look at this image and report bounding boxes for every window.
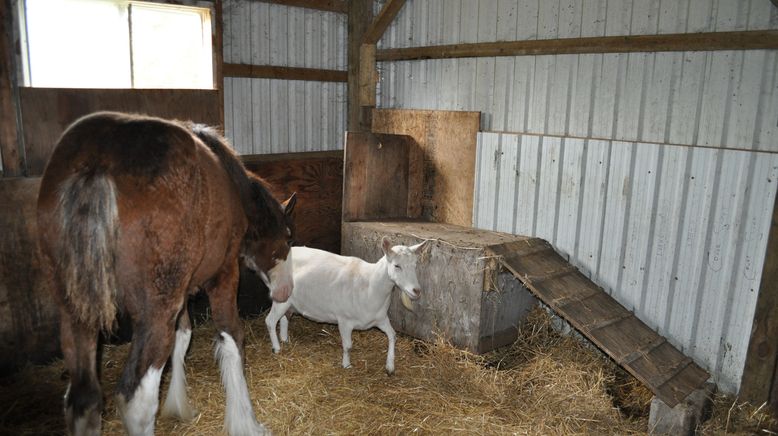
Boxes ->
[20,0,213,89]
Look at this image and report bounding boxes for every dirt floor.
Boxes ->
[0,309,775,435]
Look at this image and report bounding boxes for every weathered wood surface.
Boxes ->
[0,177,60,374]
[343,132,422,221]
[486,238,710,407]
[0,0,22,176]
[243,151,343,254]
[19,88,221,175]
[376,30,778,62]
[223,63,347,82]
[347,0,373,131]
[342,220,536,353]
[371,108,480,226]
[252,0,347,14]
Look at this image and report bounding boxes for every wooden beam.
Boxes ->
[363,0,406,45]
[0,0,23,176]
[223,63,347,82]
[347,0,373,131]
[251,0,346,14]
[740,192,778,415]
[214,0,225,130]
[376,30,778,61]
[358,44,376,107]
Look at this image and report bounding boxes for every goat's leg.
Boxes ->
[265,302,291,353]
[161,308,197,421]
[279,315,290,343]
[376,318,397,375]
[337,322,354,369]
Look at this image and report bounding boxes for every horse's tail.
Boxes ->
[57,171,119,331]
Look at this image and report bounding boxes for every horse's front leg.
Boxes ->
[207,260,269,436]
[161,307,197,421]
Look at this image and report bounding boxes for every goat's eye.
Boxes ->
[395,264,402,270]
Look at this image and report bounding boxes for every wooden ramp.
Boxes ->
[485,238,710,408]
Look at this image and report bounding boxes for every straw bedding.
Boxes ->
[0,309,774,435]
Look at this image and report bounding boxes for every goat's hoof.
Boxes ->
[386,368,395,376]
[272,348,280,354]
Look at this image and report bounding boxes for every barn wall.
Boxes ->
[376,0,778,394]
[222,0,347,154]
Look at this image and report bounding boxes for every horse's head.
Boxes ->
[240,185,297,303]
[382,237,427,306]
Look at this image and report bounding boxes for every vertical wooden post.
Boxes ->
[347,0,373,132]
[214,0,224,130]
[0,0,24,176]
[740,192,778,414]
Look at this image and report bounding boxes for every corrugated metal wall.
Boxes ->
[377,0,778,393]
[222,0,347,155]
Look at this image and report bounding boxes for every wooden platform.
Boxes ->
[485,238,710,408]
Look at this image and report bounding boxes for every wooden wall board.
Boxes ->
[19,87,221,175]
[0,0,22,176]
[486,239,710,407]
[243,151,343,254]
[342,132,422,222]
[371,108,480,226]
[0,177,60,374]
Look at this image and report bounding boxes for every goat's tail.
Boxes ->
[57,171,119,331]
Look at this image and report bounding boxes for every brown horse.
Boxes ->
[36,111,296,435]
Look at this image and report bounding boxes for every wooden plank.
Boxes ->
[251,0,347,14]
[0,0,23,176]
[486,240,710,407]
[214,0,225,129]
[0,177,60,373]
[363,0,406,45]
[372,109,481,227]
[347,0,373,131]
[223,63,347,82]
[243,151,343,253]
[19,88,221,176]
[375,30,778,62]
[740,184,778,412]
[342,132,422,222]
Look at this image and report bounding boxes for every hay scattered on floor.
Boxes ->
[0,308,774,435]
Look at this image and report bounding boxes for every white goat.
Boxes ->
[265,237,425,374]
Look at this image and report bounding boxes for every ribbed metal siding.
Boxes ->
[474,132,778,393]
[377,0,778,394]
[377,0,778,152]
[223,0,346,154]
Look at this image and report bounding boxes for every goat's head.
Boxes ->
[381,237,428,307]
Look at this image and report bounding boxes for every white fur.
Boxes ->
[215,332,270,436]
[161,328,197,421]
[118,365,164,436]
[265,240,425,374]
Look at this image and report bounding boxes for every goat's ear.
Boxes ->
[282,192,297,216]
[381,236,393,257]
[410,239,429,253]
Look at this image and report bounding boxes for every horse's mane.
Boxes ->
[185,122,286,238]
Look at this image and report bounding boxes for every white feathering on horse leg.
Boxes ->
[118,365,164,436]
[215,332,270,436]
[161,328,197,421]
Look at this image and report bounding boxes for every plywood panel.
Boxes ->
[19,88,221,176]
[243,151,343,254]
[371,108,480,226]
[0,177,60,374]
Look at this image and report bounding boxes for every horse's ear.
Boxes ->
[381,236,393,257]
[282,192,297,216]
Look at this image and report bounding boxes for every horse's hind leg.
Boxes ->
[161,308,197,421]
[208,260,268,435]
[60,312,102,436]
[116,303,181,435]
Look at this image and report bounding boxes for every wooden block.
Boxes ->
[342,221,535,353]
[371,108,480,226]
[343,132,423,221]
